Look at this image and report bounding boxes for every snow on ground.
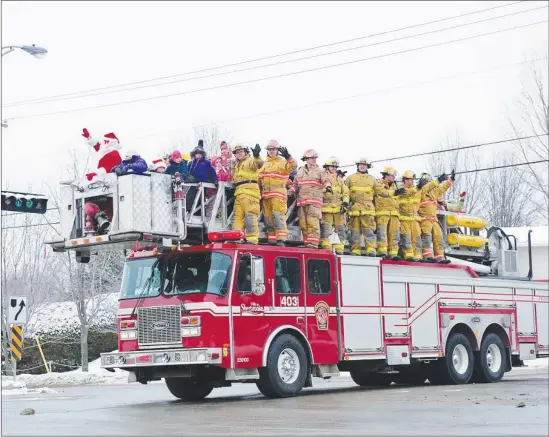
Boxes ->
[515,357,549,370]
[2,357,546,393]
[2,353,128,392]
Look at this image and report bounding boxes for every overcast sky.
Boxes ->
[1,1,548,193]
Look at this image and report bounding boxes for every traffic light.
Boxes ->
[1,194,48,214]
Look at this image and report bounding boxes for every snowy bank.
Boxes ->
[2,354,128,392]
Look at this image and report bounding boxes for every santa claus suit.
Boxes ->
[82,128,122,181]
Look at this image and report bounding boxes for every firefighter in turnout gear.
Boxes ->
[376,167,401,259]
[294,149,332,248]
[418,170,454,263]
[258,140,297,245]
[345,158,404,256]
[231,143,264,244]
[397,170,431,261]
[320,157,349,254]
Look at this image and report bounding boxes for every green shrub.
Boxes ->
[17,330,118,374]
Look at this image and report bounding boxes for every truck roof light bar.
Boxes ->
[208,230,245,242]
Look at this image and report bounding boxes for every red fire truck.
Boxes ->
[45,175,549,401]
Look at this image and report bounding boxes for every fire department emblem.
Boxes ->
[314,301,329,330]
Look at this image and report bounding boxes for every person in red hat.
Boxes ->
[82,128,122,181]
[151,158,166,173]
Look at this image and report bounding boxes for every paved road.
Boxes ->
[2,369,548,435]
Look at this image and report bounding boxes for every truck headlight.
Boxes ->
[181,327,201,337]
[120,330,137,340]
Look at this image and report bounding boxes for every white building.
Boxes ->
[500,226,548,281]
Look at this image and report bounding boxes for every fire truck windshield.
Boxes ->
[119,252,232,299]
[120,258,163,300]
[164,253,232,296]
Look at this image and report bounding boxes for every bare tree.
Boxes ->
[48,251,123,371]
[483,153,537,227]
[44,149,125,371]
[1,205,56,371]
[508,56,549,221]
[428,132,486,217]
[193,123,232,157]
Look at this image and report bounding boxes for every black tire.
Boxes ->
[256,334,308,399]
[350,367,393,387]
[165,378,213,401]
[429,333,474,385]
[473,333,506,383]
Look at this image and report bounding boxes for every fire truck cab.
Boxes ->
[45,172,549,401]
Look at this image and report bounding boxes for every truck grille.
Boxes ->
[137,305,181,347]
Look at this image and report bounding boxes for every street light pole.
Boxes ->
[2,44,48,128]
[2,44,48,58]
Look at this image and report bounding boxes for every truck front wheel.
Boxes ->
[256,334,309,399]
[165,378,213,401]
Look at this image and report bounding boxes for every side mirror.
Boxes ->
[250,256,265,296]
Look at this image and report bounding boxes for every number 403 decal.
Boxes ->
[280,296,299,307]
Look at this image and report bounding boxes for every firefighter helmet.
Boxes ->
[323,157,340,168]
[301,149,319,161]
[266,140,281,149]
[381,166,396,176]
[402,170,415,180]
[231,143,248,154]
[355,157,372,166]
[419,172,433,182]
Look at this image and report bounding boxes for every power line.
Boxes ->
[129,57,547,141]
[455,159,548,175]
[5,4,545,108]
[364,134,547,165]
[11,20,547,120]
[2,221,60,230]
[3,0,526,107]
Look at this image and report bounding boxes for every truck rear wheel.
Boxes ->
[473,333,505,383]
[428,333,474,385]
[165,378,213,401]
[256,334,308,399]
[350,367,393,387]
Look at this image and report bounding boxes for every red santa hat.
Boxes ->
[103,132,119,146]
[152,158,166,171]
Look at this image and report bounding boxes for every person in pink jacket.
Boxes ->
[211,141,233,182]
